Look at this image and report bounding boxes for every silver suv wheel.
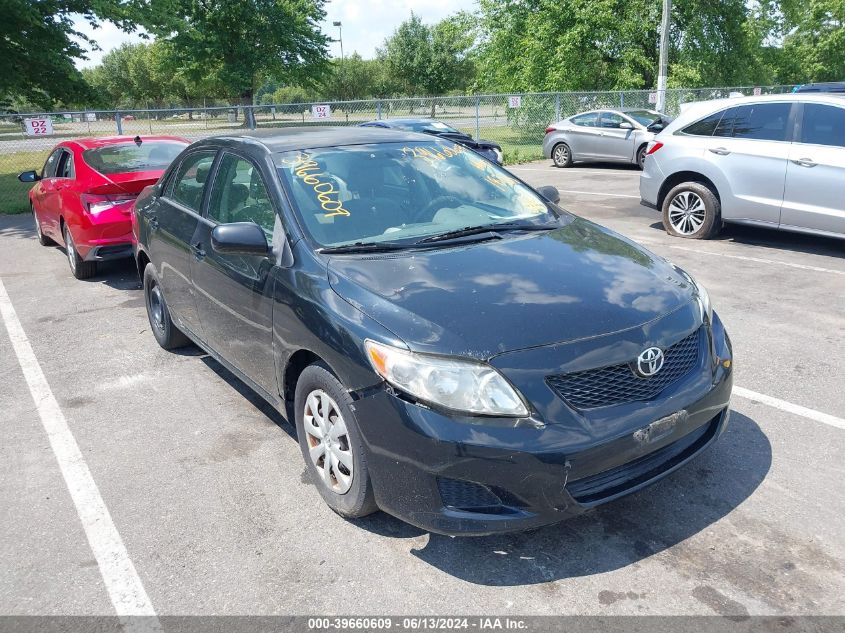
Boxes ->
[667,191,707,235]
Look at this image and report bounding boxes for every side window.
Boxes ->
[599,113,627,129]
[42,149,62,178]
[207,153,275,237]
[681,110,727,137]
[571,113,600,127]
[800,104,845,148]
[56,151,74,179]
[730,103,791,141]
[714,107,738,137]
[169,151,216,212]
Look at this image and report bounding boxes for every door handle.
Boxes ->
[791,158,817,168]
[708,147,731,156]
[191,241,206,260]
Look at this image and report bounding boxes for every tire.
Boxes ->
[662,182,721,239]
[295,363,378,519]
[33,206,54,246]
[552,142,573,168]
[636,145,648,170]
[143,265,190,350]
[63,224,97,279]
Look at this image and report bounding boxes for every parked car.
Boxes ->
[133,127,732,535]
[640,93,845,240]
[793,82,845,94]
[360,118,503,164]
[543,109,672,169]
[19,136,189,279]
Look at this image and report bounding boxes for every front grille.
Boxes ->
[437,477,503,511]
[547,328,701,409]
[567,413,720,504]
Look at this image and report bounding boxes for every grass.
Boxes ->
[0,150,48,214]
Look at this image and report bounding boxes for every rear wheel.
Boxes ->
[552,142,573,168]
[63,225,97,279]
[662,182,721,239]
[32,206,54,246]
[143,265,190,350]
[295,364,377,519]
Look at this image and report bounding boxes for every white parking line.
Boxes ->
[0,278,160,630]
[666,245,845,276]
[735,387,845,431]
[509,166,640,176]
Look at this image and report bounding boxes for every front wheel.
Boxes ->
[552,142,573,168]
[143,265,190,350]
[662,182,722,239]
[295,364,378,519]
[63,225,97,279]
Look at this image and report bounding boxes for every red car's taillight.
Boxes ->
[544,127,556,135]
[646,142,664,155]
[81,193,136,215]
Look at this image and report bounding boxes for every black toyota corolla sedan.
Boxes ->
[359,118,504,164]
[133,127,732,536]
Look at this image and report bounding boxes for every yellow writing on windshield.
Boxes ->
[401,143,466,168]
[282,152,350,218]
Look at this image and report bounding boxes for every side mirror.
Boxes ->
[18,170,40,183]
[536,185,560,204]
[211,222,269,256]
[619,121,634,130]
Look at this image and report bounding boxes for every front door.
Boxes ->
[780,102,845,236]
[35,149,64,238]
[191,152,278,397]
[596,112,637,161]
[151,150,217,337]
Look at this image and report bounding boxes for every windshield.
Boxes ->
[276,141,555,247]
[82,141,186,175]
[625,110,663,127]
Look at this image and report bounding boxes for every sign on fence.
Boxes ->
[312,104,332,119]
[508,95,522,109]
[23,118,53,136]
[648,92,658,104]
[753,87,762,96]
[85,112,97,122]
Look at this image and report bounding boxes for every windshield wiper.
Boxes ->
[317,241,413,254]
[417,222,558,244]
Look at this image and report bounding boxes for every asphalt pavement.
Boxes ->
[0,160,843,620]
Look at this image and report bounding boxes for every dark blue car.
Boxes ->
[360,118,504,164]
[133,127,733,536]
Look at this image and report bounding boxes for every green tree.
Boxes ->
[0,0,132,108]
[379,13,476,113]
[779,0,845,83]
[134,0,330,124]
[319,54,379,101]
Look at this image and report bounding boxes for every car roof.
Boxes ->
[69,135,190,150]
[198,126,434,153]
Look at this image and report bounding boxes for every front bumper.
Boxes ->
[352,316,733,536]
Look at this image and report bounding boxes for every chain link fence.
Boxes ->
[1,85,796,214]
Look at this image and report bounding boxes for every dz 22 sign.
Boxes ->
[24,118,54,136]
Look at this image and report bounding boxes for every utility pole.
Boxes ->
[656,0,671,113]
[333,21,344,62]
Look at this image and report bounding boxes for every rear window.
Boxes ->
[681,110,727,136]
[82,141,186,175]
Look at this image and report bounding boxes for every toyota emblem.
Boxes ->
[635,347,665,377]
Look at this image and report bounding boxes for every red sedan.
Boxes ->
[18,135,188,279]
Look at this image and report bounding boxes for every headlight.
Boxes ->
[364,340,528,417]
[674,265,712,323]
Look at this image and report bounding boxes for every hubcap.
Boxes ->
[554,145,569,165]
[149,285,165,332]
[65,228,76,273]
[303,390,353,494]
[668,191,707,235]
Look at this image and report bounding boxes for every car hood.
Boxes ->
[327,218,694,359]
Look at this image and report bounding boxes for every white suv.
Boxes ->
[640,93,845,240]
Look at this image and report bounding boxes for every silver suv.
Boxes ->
[640,93,845,240]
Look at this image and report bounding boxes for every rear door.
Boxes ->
[566,112,603,158]
[596,112,637,161]
[703,101,794,225]
[150,150,217,338]
[780,102,845,236]
[191,151,278,397]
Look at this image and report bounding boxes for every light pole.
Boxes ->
[656,0,671,113]
[333,21,344,62]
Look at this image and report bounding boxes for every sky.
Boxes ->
[73,0,478,69]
